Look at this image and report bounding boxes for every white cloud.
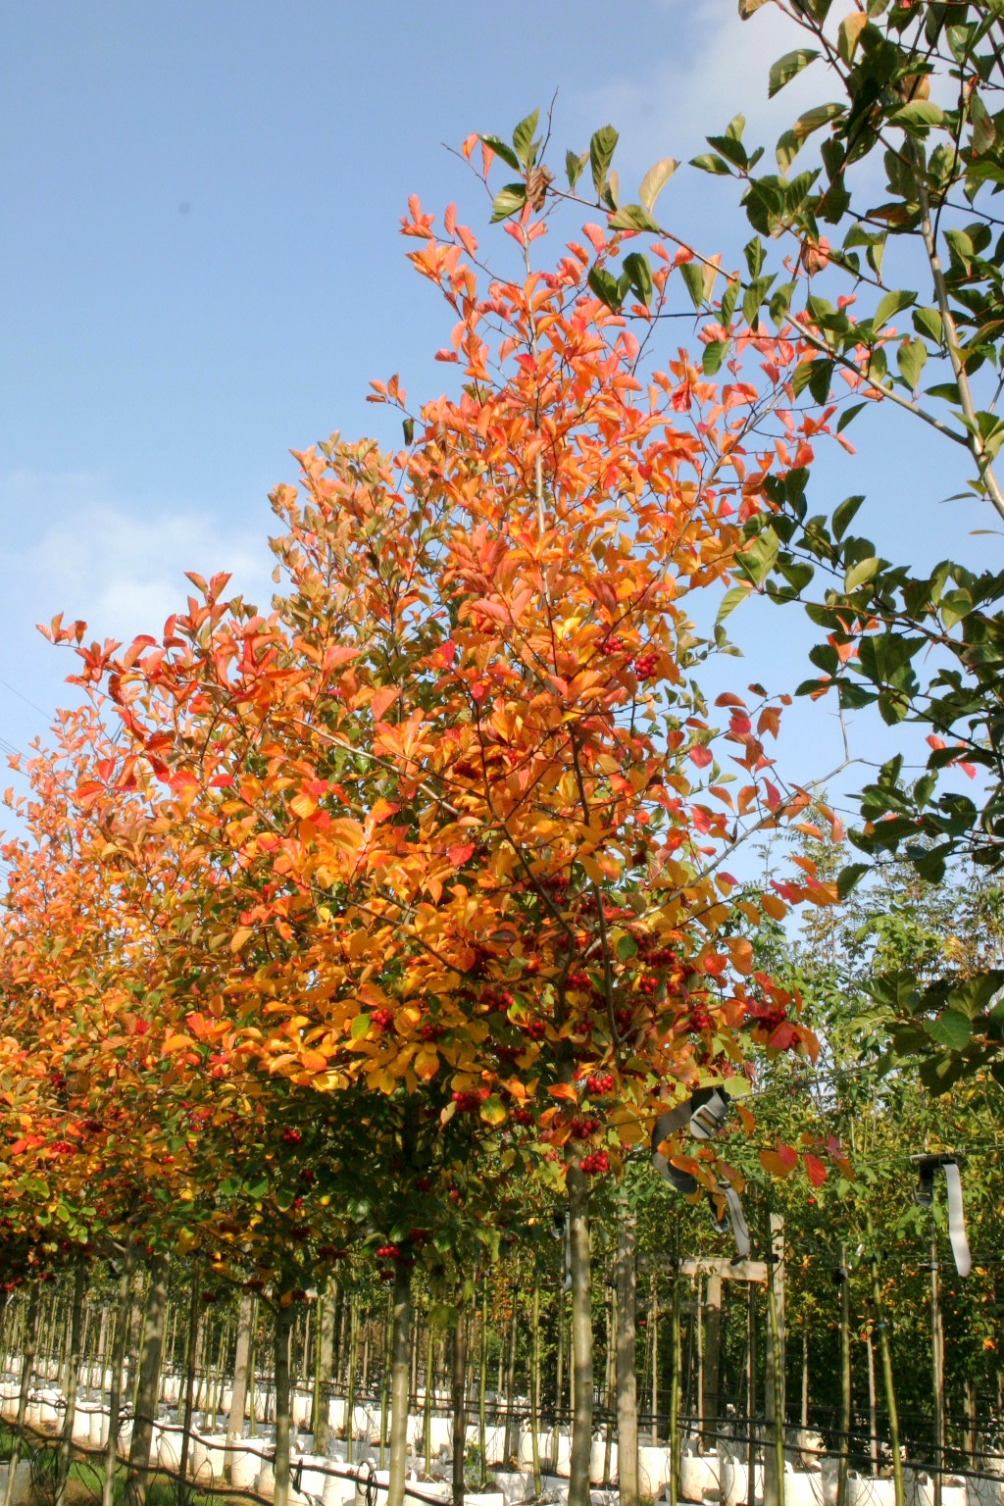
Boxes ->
[1,470,272,648]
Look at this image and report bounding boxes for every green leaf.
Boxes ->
[845,556,881,591]
[402,418,415,447]
[703,340,729,376]
[616,932,639,961]
[837,10,868,62]
[832,494,865,540]
[691,153,733,176]
[480,135,520,171]
[480,1096,508,1127]
[874,288,917,331]
[723,1076,752,1097]
[622,251,653,306]
[897,336,928,393]
[350,1014,372,1041]
[639,157,678,212]
[769,48,820,98]
[512,110,540,169]
[837,402,867,434]
[588,267,624,311]
[491,183,528,222]
[590,125,619,196]
[925,381,962,403]
[889,100,945,129]
[776,103,846,172]
[609,203,660,233]
[736,527,780,587]
[925,1009,972,1050]
[716,583,753,623]
[679,260,705,309]
[566,150,587,190]
[837,862,869,899]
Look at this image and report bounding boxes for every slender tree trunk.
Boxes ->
[865,1329,878,1477]
[125,1256,169,1506]
[566,1164,593,1506]
[228,1294,255,1443]
[668,1271,681,1506]
[529,1279,542,1498]
[379,1292,392,1470]
[176,1263,201,1506]
[388,1260,413,1506]
[650,1278,659,1446]
[103,1249,138,1506]
[930,1234,945,1506]
[346,1296,359,1466]
[452,1307,468,1506]
[800,1327,809,1435]
[247,1301,259,1438]
[423,1317,434,1472]
[5,1280,40,1506]
[871,1259,903,1506]
[616,1215,639,1506]
[554,1290,564,1436]
[502,1292,517,1466]
[314,1283,336,1457]
[56,1266,86,1506]
[837,1252,851,1506]
[273,1303,294,1506]
[478,1285,487,1482]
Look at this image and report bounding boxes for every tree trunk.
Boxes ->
[566,1163,593,1506]
[273,1303,294,1506]
[313,1283,336,1457]
[616,1215,639,1506]
[388,1260,413,1506]
[247,1300,258,1438]
[529,1279,542,1499]
[502,1292,517,1466]
[346,1295,360,1466]
[5,1280,40,1506]
[650,1278,659,1446]
[103,1249,138,1506]
[865,1329,878,1477]
[176,1263,201,1506]
[837,1252,851,1506]
[379,1292,392,1470]
[125,1256,169,1506]
[452,1307,468,1506]
[871,1258,903,1506]
[477,1284,487,1483]
[228,1294,255,1443]
[56,1266,86,1506]
[668,1271,681,1506]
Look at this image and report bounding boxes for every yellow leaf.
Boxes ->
[480,1096,507,1126]
[761,894,787,921]
[231,927,254,952]
[163,1034,195,1054]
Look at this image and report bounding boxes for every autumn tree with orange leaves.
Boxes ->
[13,112,863,1506]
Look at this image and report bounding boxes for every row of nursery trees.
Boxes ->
[4,2,1004,1505]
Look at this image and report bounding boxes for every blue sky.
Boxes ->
[0,0,993,832]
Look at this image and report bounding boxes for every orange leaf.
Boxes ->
[371,686,401,722]
[548,1083,579,1102]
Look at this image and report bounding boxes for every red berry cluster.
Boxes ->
[420,1022,444,1042]
[376,1243,401,1259]
[603,636,629,654]
[585,1073,615,1096]
[634,651,659,679]
[511,1109,534,1126]
[580,1151,610,1175]
[688,1007,713,1031]
[637,974,658,995]
[567,970,592,990]
[570,1117,601,1139]
[452,1089,489,1113]
[370,1008,394,1031]
[282,1128,303,1146]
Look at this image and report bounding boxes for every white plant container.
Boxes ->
[494,1470,530,1506]
[464,1494,505,1506]
[230,1445,267,1489]
[550,1430,573,1477]
[681,1449,721,1502]
[721,1456,764,1506]
[971,1479,1004,1506]
[638,1445,671,1497]
[785,1466,825,1506]
[293,1392,313,1428]
[157,1428,182,1470]
[89,1409,109,1447]
[590,1438,618,1486]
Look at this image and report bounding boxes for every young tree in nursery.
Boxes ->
[45,110,852,1506]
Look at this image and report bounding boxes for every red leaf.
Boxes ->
[803,1153,828,1187]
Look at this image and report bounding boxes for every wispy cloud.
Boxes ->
[1,470,272,648]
